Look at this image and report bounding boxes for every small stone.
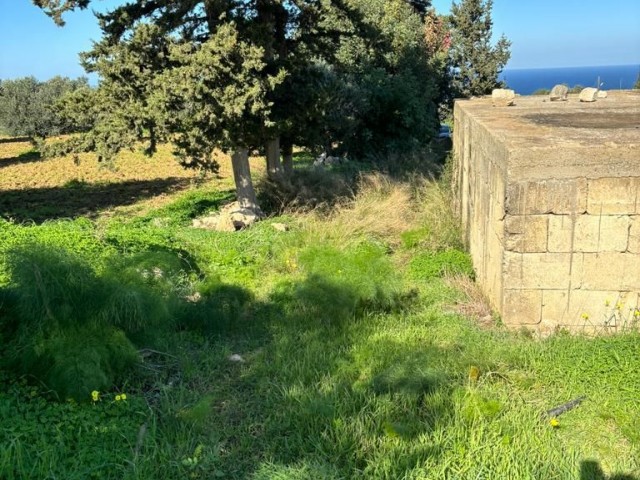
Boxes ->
[491,88,515,107]
[549,84,568,101]
[271,223,289,232]
[228,354,245,363]
[579,87,598,102]
[597,90,608,98]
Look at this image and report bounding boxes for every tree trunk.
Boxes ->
[231,148,259,210]
[265,137,282,179]
[282,140,293,177]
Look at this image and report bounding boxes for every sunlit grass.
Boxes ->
[0,144,638,479]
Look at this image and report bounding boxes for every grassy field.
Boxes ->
[0,139,638,479]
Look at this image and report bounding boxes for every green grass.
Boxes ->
[1,158,639,479]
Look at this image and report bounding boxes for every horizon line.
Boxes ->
[503,63,640,71]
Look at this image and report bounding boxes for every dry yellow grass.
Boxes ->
[0,137,265,222]
[301,172,418,246]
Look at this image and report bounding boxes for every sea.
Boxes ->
[498,64,639,95]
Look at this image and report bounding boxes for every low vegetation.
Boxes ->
[1,140,638,479]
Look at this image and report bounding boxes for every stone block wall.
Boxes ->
[453,92,640,332]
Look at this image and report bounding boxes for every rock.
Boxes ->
[228,354,245,363]
[314,152,347,167]
[597,90,608,98]
[491,88,515,107]
[271,222,289,232]
[192,202,263,231]
[228,206,261,230]
[549,84,569,101]
[313,152,327,166]
[579,87,598,102]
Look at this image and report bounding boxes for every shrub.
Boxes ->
[0,244,189,399]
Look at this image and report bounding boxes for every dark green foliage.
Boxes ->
[289,241,407,321]
[180,279,255,335]
[329,0,440,157]
[409,248,474,280]
[634,73,640,89]
[0,377,149,479]
[447,0,511,98]
[533,88,551,95]
[0,76,89,139]
[0,244,190,400]
[32,0,91,26]
[35,0,441,177]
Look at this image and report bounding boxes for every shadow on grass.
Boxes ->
[178,273,456,478]
[0,150,43,169]
[580,460,639,480]
[7,245,637,478]
[0,177,194,223]
[0,136,31,144]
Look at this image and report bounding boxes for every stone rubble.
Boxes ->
[192,201,264,231]
[549,84,569,101]
[579,87,598,102]
[491,88,516,107]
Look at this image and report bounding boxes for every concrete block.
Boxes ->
[454,94,640,331]
[503,289,542,325]
[587,177,640,215]
[548,214,630,252]
[503,252,583,289]
[581,253,640,290]
[506,179,587,215]
[505,215,548,253]
[541,289,638,328]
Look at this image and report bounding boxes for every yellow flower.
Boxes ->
[616,302,623,310]
[121,393,127,401]
[580,312,589,320]
[549,417,560,428]
[115,394,122,402]
[91,390,100,402]
[634,309,640,318]
[604,299,611,307]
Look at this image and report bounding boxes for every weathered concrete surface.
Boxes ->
[453,91,640,333]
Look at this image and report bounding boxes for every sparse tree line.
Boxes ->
[1,0,511,209]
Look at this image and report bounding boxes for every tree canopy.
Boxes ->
[446,0,510,98]
[32,0,444,208]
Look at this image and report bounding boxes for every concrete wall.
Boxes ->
[453,91,640,333]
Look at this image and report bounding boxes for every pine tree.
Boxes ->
[34,0,441,207]
[34,1,336,209]
[447,0,511,98]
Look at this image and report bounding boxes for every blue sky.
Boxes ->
[1,0,639,80]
